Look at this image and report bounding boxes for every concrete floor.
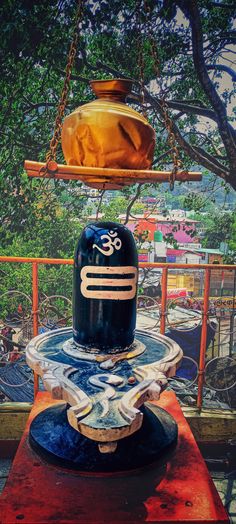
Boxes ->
[0,458,11,494]
[212,471,236,524]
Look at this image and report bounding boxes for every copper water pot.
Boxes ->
[61,79,155,171]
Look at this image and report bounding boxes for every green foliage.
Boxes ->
[201,211,235,249]
[0,194,86,311]
[228,213,236,263]
[100,196,144,221]
[183,193,208,212]
[100,197,129,221]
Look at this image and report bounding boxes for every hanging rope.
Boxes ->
[43,0,84,175]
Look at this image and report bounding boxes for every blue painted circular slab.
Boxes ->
[29,403,177,472]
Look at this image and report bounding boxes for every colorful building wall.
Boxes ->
[157,221,196,244]
[208,253,223,264]
[126,218,197,244]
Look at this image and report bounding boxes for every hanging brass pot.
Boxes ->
[61,79,156,180]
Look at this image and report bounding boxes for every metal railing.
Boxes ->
[0,256,235,412]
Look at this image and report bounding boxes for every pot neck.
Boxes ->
[90,79,133,103]
[97,94,126,102]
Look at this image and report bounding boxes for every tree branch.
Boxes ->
[210,3,236,8]
[175,0,236,174]
[128,95,236,135]
[123,184,143,225]
[193,145,229,171]
[152,148,173,166]
[23,102,57,115]
[96,190,105,220]
[186,131,228,158]
[145,89,230,181]
[207,64,236,81]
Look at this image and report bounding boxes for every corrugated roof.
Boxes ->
[191,248,223,255]
[167,248,202,256]
[117,214,199,223]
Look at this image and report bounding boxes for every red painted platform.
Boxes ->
[0,391,229,524]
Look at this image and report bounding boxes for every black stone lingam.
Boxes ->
[27,221,181,472]
[73,221,138,351]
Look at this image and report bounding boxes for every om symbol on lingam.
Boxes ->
[93,230,122,256]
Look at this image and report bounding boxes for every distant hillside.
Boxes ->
[154,174,236,210]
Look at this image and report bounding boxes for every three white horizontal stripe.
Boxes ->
[80,266,138,300]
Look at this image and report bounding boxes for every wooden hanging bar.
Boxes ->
[25,160,202,189]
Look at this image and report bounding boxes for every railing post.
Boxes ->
[32,262,39,399]
[197,268,211,411]
[229,269,236,357]
[160,268,168,334]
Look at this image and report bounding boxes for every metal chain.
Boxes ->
[137,41,147,118]
[143,0,183,190]
[136,6,147,118]
[45,0,84,168]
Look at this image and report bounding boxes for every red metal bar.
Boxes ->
[141,262,235,270]
[0,256,73,265]
[197,267,211,410]
[32,262,39,337]
[160,268,168,334]
[32,262,39,399]
[0,255,235,271]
